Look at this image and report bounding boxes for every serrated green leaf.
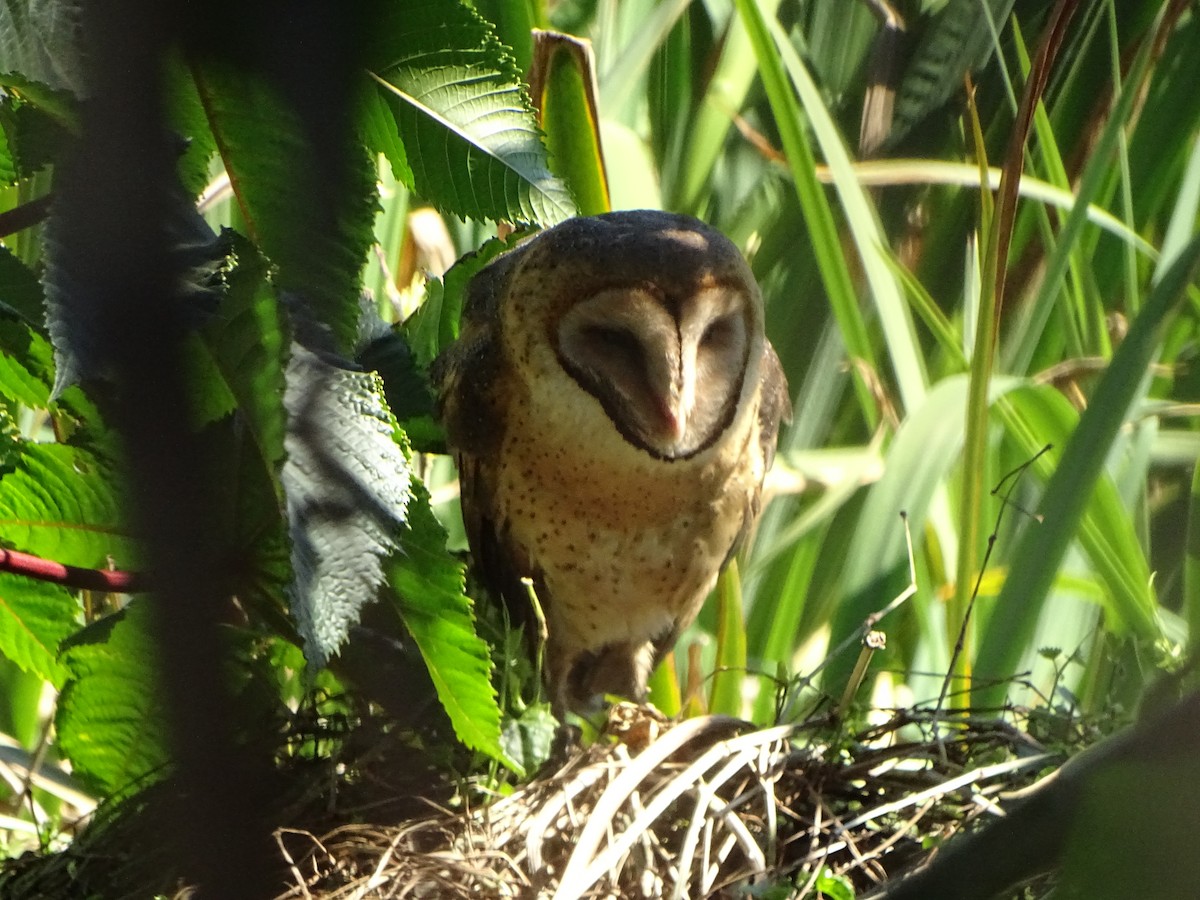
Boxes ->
[192,61,379,355]
[181,332,238,426]
[0,244,45,325]
[888,0,1018,148]
[56,602,169,795]
[283,347,412,668]
[0,109,15,185]
[359,80,412,186]
[0,88,72,180]
[0,3,86,97]
[387,480,515,772]
[162,55,219,198]
[199,234,287,474]
[43,197,228,396]
[0,443,134,567]
[404,234,517,370]
[357,326,440,452]
[0,574,74,685]
[0,318,52,409]
[366,0,576,226]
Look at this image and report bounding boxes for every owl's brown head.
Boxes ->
[503,210,765,461]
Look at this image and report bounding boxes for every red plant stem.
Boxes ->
[0,547,147,592]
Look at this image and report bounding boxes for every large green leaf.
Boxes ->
[282,347,412,668]
[0,0,86,96]
[0,574,73,686]
[43,199,229,396]
[0,442,134,568]
[403,234,516,370]
[0,246,44,325]
[888,0,1018,148]
[191,62,379,355]
[162,55,219,199]
[530,32,611,217]
[366,0,576,226]
[198,234,287,477]
[387,480,514,771]
[55,602,169,795]
[0,318,51,409]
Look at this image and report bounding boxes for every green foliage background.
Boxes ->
[1,0,1199,895]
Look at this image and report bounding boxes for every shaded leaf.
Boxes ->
[42,196,228,396]
[500,703,556,775]
[888,0,1018,148]
[0,106,14,185]
[198,233,288,475]
[404,234,517,370]
[283,347,412,668]
[0,2,86,97]
[357,326,441,453]
[192,61,379,354]
[0,245,44,325]
[0,81,73,184]
[162,55,219,198]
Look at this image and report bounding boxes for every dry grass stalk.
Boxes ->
[274,702,1054,899]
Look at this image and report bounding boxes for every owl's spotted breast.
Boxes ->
[434,210,789,714]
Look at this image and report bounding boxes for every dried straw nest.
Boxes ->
[273,702,1056,899]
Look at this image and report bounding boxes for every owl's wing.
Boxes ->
[431,244,527,458]
[431,242,545,634]
[757,340,792,473]
[717,339,791,574]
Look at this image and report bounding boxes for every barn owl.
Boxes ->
[433,210,789,715]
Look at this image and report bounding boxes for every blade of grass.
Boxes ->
[710,560,747,717]
[734,0,880,429]
[833,160,1157,259]
[975,233,1200,704]
[1004,4,1164,375]
[951,0,1080,705]
[1186,458,1200,656]
[826,375,1026,698]
[528,30,611,217]
[669,0,781,215]
[766,13,929,415]
[952,85,999,703]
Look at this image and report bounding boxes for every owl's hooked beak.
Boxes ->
[659,352,698,452]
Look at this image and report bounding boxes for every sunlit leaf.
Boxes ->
[56,601,169,795]
[366,0,576,226]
